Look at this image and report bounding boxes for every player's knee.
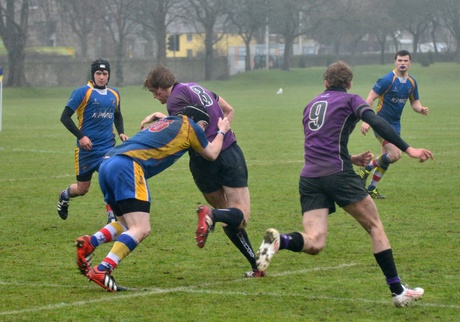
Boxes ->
[142,229,151,240]
[237,218,247,229]
[389,152,402,163]
[138,228,151,242]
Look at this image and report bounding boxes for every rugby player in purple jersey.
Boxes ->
[140,65,264,278]
[256,61,433,307]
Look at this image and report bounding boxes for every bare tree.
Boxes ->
[365,0,398,64]
[101,0,140,86]
[137,0,183,66]
[389,0,432,56]
[267,0,324,71]
[0,0,28,87]
[184,0,228,80]
[56,0,99,58]
[438,0,460,62]
[225,0,266,71]
[314,0,370,56]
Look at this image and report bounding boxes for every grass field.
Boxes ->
[0,62,459,321]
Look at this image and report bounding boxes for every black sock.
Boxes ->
[279,232,304,252]
[212,208,244,227]
[223,226,257,269]
[374,249,404,294]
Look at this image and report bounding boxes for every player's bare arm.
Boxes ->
[198,117,230,161]
[411,100,429,115]
[404,147,433,163]
[217,97,235,123]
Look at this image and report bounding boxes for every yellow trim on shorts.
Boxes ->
[133,161,149,202]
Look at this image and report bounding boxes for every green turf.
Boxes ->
[0,62,459,321]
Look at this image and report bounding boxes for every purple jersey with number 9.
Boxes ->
[301,88,372,178]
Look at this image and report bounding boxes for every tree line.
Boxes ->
[0,0,459,87]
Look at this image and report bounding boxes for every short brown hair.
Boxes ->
[323,60,353,89]
[395,50,411,60]
[143,65,177,90]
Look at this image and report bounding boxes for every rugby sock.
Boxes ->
[212,208,244,227]
[98,232,139,272]
[106,204,116,220]
[61,187,71,200]
[91,221,127,247]
[365,153,391,172]
[223,226,257,269]
[374,249,404,294]
[368,165,389,191]
[280,232,304,252]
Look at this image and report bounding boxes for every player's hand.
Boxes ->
[351,150,374,166]
[119,133,129,142]
[360,122,370,135]
[79,136,92,151]
[420,106,429,115]
[217,117,230,134]
[140,112,167,129]
[405,147,434,163]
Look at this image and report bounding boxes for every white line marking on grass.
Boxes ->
[0,174,73,182]
[0,147,72,154]
[0,263,458,316]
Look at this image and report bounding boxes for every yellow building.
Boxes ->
[166,33,256,58]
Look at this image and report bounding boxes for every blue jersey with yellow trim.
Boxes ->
[66,81,120,151]
[372,69,419,131]
[105,115,208,179]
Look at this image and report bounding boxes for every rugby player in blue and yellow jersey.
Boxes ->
[75,105,230,292]
[360,50,429,199]
[57,58,128,222]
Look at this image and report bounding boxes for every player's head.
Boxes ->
[180,105,210,126]
[143,65,177,91]
[91,58,110,84]
[394,50,411,72]
[395,50,411,61]
[323,60,353,90]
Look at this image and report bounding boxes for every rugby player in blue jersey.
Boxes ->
[57,58,128,223]
[75,105,230,291]
[140,65,264,278]
[360,50,429,199]
[256,61,433,307]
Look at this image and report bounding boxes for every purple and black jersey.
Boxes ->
[166,82,236,151]
[301,88,372,178]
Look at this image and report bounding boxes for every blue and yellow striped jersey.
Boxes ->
[373,69,419,129]
[66,81,120,150]
[105,115,208,179]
